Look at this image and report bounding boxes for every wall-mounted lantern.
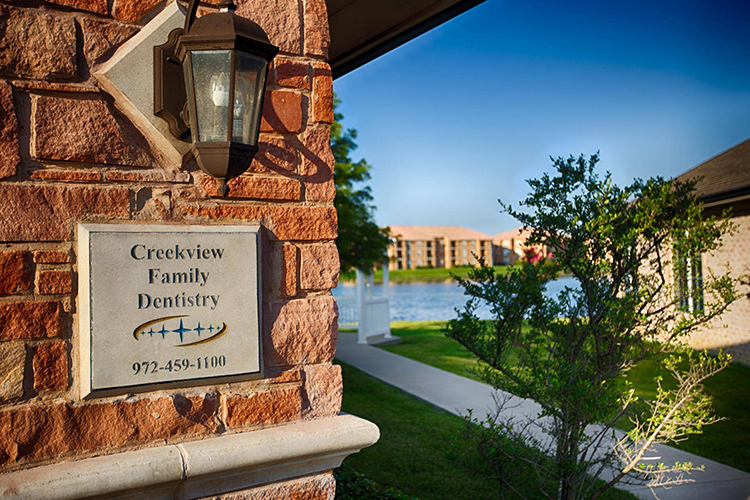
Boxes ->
[154,0,278,196]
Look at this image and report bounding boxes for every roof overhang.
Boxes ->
[326,0,487,79]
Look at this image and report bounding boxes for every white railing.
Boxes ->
[362,297,390,338]
[336,296,358,329]
[356,267,391,344]
[335,266,392,344]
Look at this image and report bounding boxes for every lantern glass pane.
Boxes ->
[190,50,232,142]
[232,52,267,146]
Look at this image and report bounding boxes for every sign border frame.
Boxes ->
[78,223,264,399]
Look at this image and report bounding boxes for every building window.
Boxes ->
[417,250,422,256]
[397,261,403,270]
[675,248,704,313]
[462,241,467,246]
[462,249,467,257]
[427,241,432,248]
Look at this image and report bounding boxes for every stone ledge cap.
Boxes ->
[0,414,379,500]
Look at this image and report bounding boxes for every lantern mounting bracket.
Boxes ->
[154,27,190,141]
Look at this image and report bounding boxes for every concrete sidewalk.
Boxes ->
[336,333,750,500]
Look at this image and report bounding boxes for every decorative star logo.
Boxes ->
[133,316,227,346]
[172,319,191,343]
[194,322,205,337]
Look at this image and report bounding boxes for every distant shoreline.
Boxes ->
[338,265,514,284]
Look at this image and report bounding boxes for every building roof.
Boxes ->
[492,227,531,243]
[327,0,487,78]
[388,225,492,241]
[675,137,750,202]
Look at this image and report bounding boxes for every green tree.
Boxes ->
[331,95,390,272]
[445,154,738,499]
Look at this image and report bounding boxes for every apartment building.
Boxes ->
[387,226,494,270]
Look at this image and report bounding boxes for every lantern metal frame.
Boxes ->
[154,0,278,196]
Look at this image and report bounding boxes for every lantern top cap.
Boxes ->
[177,5,279,61]
[217,0,236,12]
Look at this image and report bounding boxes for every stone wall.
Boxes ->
[693,205,750,365]
[0,0,342,485]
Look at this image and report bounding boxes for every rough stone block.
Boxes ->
[300,126,334,178]
[179,204,337,241]
[303,364,342,418]
[0,250,31,295]
[33,95,154,167]
[33,342,68,391]
[33,250,70,264]
[81,17,140,65]
[0,6,77,80]
[276,59,310,90]
[312,64,334,124]
[30,169,103,182]
[236,0,302,55]
[225,387,302,428]
[304,0,330,58]
[0,393,220,467]
[133,187,173,219]
[112,0,162,23]
[0,183,130,242]
[260,91,303,133]
[269,243,298,299]
[305,178,335,203]
[281,244,299,298]
[267,297,337,366]
[37,270,73,295]
[0,343,25,402]
[104,169,188,183]
[199,174,301,201]
[301,126,335,202]
[0,81,19,179]
[251,136,298,175]
[200,472,335,500]
[299,244,339,291]
[0,301,63,340]
[268,367,302,384]
[44,0,107,14]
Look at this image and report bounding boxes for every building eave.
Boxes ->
[327,0,487,79]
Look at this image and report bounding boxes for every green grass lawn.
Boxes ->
[340,265,513,283]
[379,321,750,473]
[338,360,638,500]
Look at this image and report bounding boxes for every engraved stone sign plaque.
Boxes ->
[79,224,261,398]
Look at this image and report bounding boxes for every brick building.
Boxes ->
[387,225,494,269]
[0,0,493,496]
[676,138,750,365]
[0,0,372,496]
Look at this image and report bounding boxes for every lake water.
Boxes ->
[332,276,579,322]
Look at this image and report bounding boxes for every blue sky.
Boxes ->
[333,0,750,236]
